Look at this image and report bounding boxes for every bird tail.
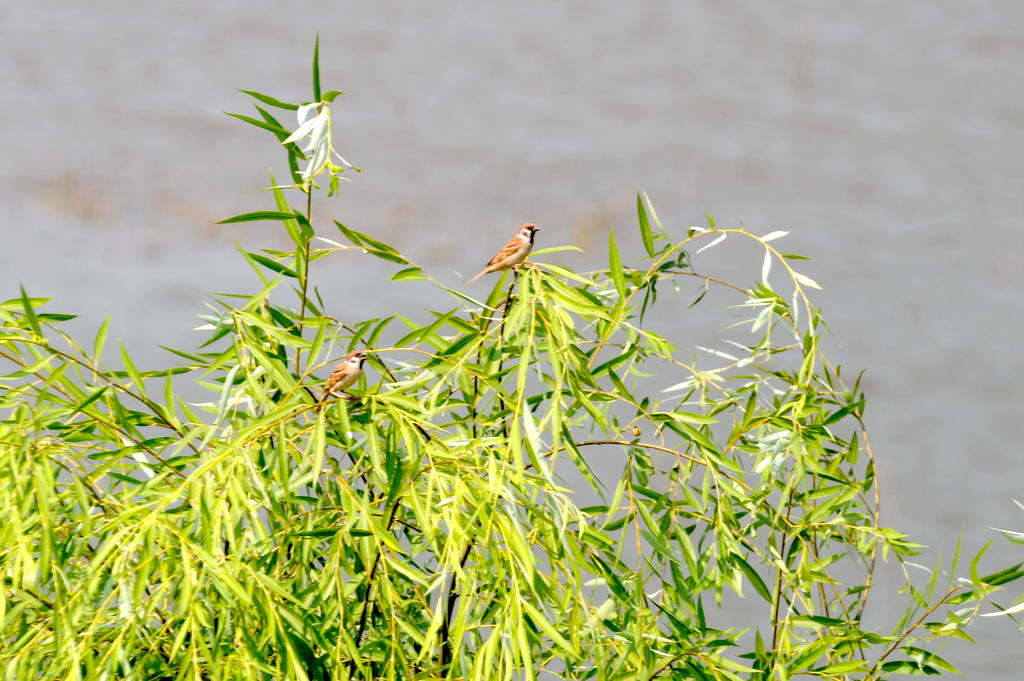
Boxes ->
[468,269,488,283]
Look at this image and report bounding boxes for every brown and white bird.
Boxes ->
[468,223,539,282]
[322,350,368,398]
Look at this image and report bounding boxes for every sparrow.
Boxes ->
[468,223,539,282]
[322,350,368,398]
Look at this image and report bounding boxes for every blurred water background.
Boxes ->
[3,2,1023,676]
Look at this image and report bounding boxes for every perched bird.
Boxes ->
[468,223,539,282]
[322,350,368,398]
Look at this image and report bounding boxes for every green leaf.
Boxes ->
[390,267,427,282]
[333,220,364,247]
[521,601,579,659]
[269,172,311,243]
[607,228,626,298]
[106,367,193,379]
[118,341,145,394]
[636,192,656,257]
[291,529,338,538]
[813,660,867,674]
[19,285,42,336]
[92,316,110,363]
[792,615,845,627]
[879,661,941,675]
[321,90,343,103]
[238,89,299,110]
[225,112,290,137]
[425,333,480,368]
[670,411,718,425]
[970,541,991,585]
[333,221,401,256]
[980,562,1024,586]
[218,210,309,226]
[659,417,718,454]
[68,386,108,417]
[247,252,298,278]
[157,346,206,366]
[731,553,772,602]
[591,349,634,377]
[255,107,292,144]
[900,646,958,673]
[312,35,321,102]
[333,221,410,264]
[531,245,583,256]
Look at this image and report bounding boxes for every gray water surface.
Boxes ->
[4,2,1023,677]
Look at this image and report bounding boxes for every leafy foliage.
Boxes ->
[1,43,1019,681]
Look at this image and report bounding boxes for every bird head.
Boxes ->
[519,223,539,243]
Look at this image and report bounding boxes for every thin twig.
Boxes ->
[349,500,402,673]
[769,496,794,672]
[0,339,200,455]
[499,269,519,442]
[294,188,314,377]
[438,540,475,671]
[865,586,961,679]
[440,268,520,672]
[0,347,187,479]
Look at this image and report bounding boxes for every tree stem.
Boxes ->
[294,188,313,377]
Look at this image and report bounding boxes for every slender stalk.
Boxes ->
[498,268,519,341]
[865,586,961,680]
[0,347,187,479]
[438,540,474,673]
[499,268,519,442]
[470,269,518,439]
[471,324,484,440]
[0,338,200,455]
[349,499,402,674]
[294,187,313,377]
[769,494,795,673]
[440,268,520,674]
[348,403,438,672]
[646,653,697,680]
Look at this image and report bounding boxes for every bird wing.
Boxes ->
[324,364,350,393]
[469,234,527,282]
[485,236,522,268]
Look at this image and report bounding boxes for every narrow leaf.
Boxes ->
[608,229,626,298]
[225,112,290,137]
[238,89,299,110]
[93,316,110,364]
[732,554,772,602]
[793,272,822,289]
[696,233,726,254]
[636,192,656,257]
[218,211,306,225]
[391,267,427,282]
[312,35,321,102]
[760,230,789,242]
[69,386,109,417]
[19,285,42,336]
[248,252,298,278]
